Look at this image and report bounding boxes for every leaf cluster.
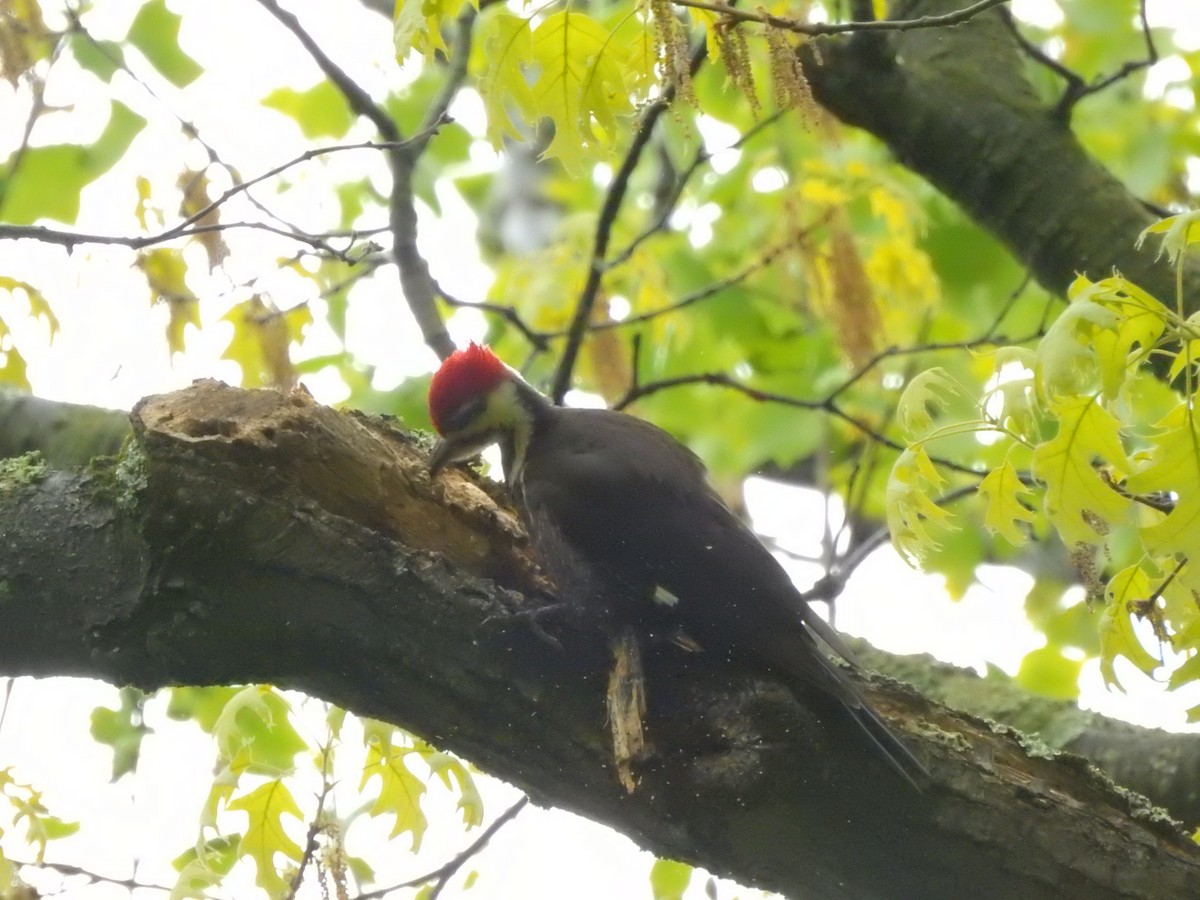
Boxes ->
[890,213,1200,709]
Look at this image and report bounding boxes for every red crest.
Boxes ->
[428,343,509,433]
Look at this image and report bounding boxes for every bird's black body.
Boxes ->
[428,348,924,786]
[500,381,925,786]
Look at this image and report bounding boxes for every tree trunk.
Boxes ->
[1,381,1197,899]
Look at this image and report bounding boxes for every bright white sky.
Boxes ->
[2,1,1200,899]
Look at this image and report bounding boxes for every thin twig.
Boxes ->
[437,284,551,350]
[285,735,337,900]
[254,0,397,137]
[806,483,990,604]
[581,244,789,335]
[1002,0,1157,123]
[6,859,171,894]
[616,370,984,476]
[0,142,420,256]
[825,328,1044,403]
[254,0,466,361]
[605,111,788,270]
[550,39,709,403]
[0,221,385,258]
[669,0,1010,37]
[354,796,530,900]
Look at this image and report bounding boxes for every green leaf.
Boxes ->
[211,686,308,776]
[346,854,376,887]
[89,687,152,781]
[127,0,203,87]
[67,33,126,82]
[1014,645,1083,700]
[165,686,242,732]
[262,81,354,140]
[0,101,146,224]
[171,834,241,900]
[227,780,304,896]
[649,858,693,900]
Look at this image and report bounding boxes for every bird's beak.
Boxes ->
[428,438,455,476]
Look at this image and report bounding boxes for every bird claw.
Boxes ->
[484,601,572,650]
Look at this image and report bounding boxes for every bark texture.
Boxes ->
[1,381,1198,899]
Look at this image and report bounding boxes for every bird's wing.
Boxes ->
[520,408,827,653]
[520,408,927,786]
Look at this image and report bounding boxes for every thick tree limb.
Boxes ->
[802,0,1200,309]
[0,389,129,466]
[1,382,1198,898]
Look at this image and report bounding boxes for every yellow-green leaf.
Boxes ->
[136,248,201,354]
[477,13,536,148]
[895,367,961,440]
[359,724,428,849]
[1036,276,1167,402]
[1100,565,1162,688]
[227,780,304,896]
[0,276,60,338]
[1137,209,1200,266]
[886,446,955,566]
[421,745,484,828]
[976,459,1035,546]
[649,858,693,900]
[529,11,634,169]
[1126,404,1200,593]
[394,0,468,61]
[476,10,637,170]
[1030,396,1130,546]
[221,296,311,390]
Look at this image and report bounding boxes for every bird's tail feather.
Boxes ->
[844,694,927,790]
[767,627,928,789]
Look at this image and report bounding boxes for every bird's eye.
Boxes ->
[442,396,486,431]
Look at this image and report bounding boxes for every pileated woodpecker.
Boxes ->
[427,343,925,786]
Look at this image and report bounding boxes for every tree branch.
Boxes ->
[800,0,1199,312]
[253,0,459,361]
[1,381,1198,899]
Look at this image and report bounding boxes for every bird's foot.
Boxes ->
[484,600,574,649]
